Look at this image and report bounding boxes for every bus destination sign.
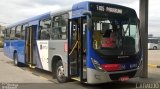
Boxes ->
[95,5,123,14]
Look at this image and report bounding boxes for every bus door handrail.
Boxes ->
[69,41,79,55]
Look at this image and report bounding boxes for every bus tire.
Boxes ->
[13,53,20,67]
[153,46,157,50]
[56,60,68,83]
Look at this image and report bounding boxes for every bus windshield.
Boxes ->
[92,17,140,55]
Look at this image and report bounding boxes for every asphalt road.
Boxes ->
[0,53,51,83]
[0,50,160,89]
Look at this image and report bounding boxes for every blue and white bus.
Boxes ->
[4,1,143,84]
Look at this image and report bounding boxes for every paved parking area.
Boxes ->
[0,52,51,83]
[148,50,160,66]
[0,50,160,89]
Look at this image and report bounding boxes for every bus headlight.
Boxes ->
[91,58,104,72]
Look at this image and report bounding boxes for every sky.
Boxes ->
[0,0,159,37]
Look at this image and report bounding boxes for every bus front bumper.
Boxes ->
[86,65,143,84]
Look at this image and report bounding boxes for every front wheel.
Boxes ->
[56,60,68,83]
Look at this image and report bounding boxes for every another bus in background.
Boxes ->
[148,38,160,50]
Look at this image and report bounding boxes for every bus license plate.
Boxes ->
[119,76,129,81]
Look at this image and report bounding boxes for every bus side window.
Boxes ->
[15,25,22,40]
[52,14,68,40]
[22,24,28,40]
[39,18,51,40]
[10,27,15,40]
[5,29,10,40]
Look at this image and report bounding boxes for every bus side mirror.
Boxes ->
[83,11,92,17]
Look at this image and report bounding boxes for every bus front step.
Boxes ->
[71,77,87,83]
[28,64,36,68]
[71,77,80,81]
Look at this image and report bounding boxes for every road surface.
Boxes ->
[0,50,160,89]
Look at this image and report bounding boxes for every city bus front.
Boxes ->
[86,2,143,84]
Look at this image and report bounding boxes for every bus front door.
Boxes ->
[68,17,87,83]
[25,25,37,68]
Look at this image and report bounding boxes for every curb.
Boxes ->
[148,64,160,68]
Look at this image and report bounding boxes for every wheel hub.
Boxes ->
[57,66,65,78]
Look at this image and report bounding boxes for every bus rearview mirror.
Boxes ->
[83,11,92,17]
[83,11,92,30]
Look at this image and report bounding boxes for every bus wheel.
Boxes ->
[153,46,157,50]
[14,53,20,66]
[56,60,68,83]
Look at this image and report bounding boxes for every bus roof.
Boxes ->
[6,12,51,28]
[6,8,72,29]
[72,1,135,11]
[71,1,137,19]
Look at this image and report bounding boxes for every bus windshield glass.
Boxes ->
[92,17,140,55]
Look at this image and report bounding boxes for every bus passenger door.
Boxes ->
[25,25,37,67]
[68,17,87,83]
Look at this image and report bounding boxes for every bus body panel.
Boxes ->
[72,1,88,19]
[34,40,43,69]
[4,40,11,58]
[48,40,68,75]
[4,40,25,63]
[87,68,111,84]
[11,40,25,63]
[36,40,49,71]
